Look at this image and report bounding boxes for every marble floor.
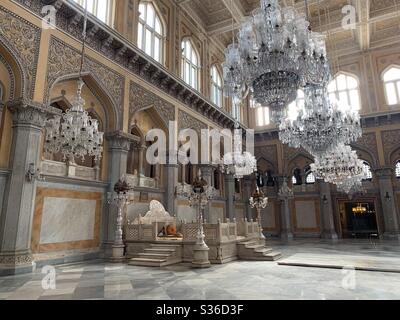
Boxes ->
[1,239,400,300]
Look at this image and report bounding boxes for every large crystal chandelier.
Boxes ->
[279,86,362,155]
[223,0,331,121]
[311,144,367,192]
[220,122,257,179]
[44,4,104,161]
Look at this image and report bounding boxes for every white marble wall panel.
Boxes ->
[210,206,224,224]
[177,205,197,224]
[235,207,245,221]
[263,203,276,229]
[126,202,151,222]
[40,197,96,244]
[295,200,317,229]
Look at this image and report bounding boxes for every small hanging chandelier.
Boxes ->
[44,2,104,161]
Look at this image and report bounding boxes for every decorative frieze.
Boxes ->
[381,129,400,163]
[7,99,52,128]
[129,82,175,124]
[178,110,207,135]
[352,132,379,166]
[0,251,33,266]
[106,131,140,152]
[0,5,41,99]
[45,37,124,128]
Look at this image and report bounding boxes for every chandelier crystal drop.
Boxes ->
[279,86,362,155]
[310,144,367,193]
[223,0,331,120]
[44,3,104,162]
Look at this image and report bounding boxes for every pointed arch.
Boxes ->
[48,72,119,132]
[181,38,200,90]
[381,65,400,106]
[328,71,361,111]
[0,42,25,100]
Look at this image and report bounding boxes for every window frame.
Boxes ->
[395,161,400,179]
[382,66,400,106]
[137,1,165,64]
[328,72,361,111]
[362,161,373,181]
[73,0,115,26]
[210,65,223,108]
[181,38,200,91]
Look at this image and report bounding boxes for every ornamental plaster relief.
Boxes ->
[0,5,41,99]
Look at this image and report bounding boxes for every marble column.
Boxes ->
[164,155,178,216]
[319,180,338,240]
[0,101,48,275]
[224,174,235,220]
[199,165,214,222]
[103,132,138,256]
[277,177,294,241]
[375,167,400,240]
[243,177,253,220]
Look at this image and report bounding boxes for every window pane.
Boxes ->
[349,90,360,110]
[347,76,358,89]
[145,29,152,55]
[386,82,397,105]
[339,91,349,107]
[185,62,190,83]
[306,173,316,184]
[396,162,400,178]
[337,74,347,90]
[363,162,373,180]
[192,50,198,65]
[397,81,400,103]
[383,68,400,82]
[264,107,270,125]
[287,101,299,121]
[155,18,162,35]
[96,0,108,22]
[86,0,95,13]
[139,3,145,18]
[154,37,160,62]
[328,80,336,93]
[137,23,143,49]
[147,4,155,27]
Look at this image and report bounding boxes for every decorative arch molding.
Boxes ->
[388,146,400,167]
[45,37,124,130]
[257,157,276,174]
[0,54,15,101]
[129,124,145,144]
[351,144,379,169]
[0,6,41,99]
[129,81,175,129]
[381,129,400,164]
[255,145,278,173]
[286,152,314,176]
[380,64,400,80]
[351,132,379,166]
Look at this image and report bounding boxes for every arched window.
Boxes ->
[138,2,164,64]
[73,0,114,25]
[395,161,400,178]
[382,66,400,105]
[211,65,223,107]
[181,39,200,90]
[306,172,316,184]
[287,89,305,121]
[363,161,373,181]
[328,73,361,110]
[292,168,302,186]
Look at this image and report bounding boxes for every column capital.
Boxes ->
[106,131,139,152]
[198,164,216,175]
[7,99,55,128]
[375,167,394,179]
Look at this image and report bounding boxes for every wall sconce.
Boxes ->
[322,194,329,204]
[26,163,44,183]
[384,191,392,202]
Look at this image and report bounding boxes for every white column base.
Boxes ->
[191,244,211,268]
[109,244,125,263]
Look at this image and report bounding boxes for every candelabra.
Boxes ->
[176,169,215,268]
[249,185,269,240]
[107,177,133,262]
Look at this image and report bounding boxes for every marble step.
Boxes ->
[240,251,282,261]
[129,257,182,267]
[136,252,172,259]
[254,247,274,254]
[150,244,181,248]
[144,248,176,254]
[246,244,266,250]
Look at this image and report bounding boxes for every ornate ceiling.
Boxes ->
[177,0,400,57]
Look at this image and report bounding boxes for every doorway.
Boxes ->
[338,201,379,239]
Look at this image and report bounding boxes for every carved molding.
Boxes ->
[129,81,175,125]
[352,132,380,166]
[106,131,140,152]
[7,99,53,128]
[45,37,124,128]
[0,251,33,266]
[381,129,400,164]
[0,5,41,99]
[255,145,278,168]
[178,110,207,135]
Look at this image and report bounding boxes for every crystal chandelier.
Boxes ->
[219,122,257,179]
[311,144,367,193]
[279,86,362,155]
[44,3,104,161]
[223,0,331,121]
